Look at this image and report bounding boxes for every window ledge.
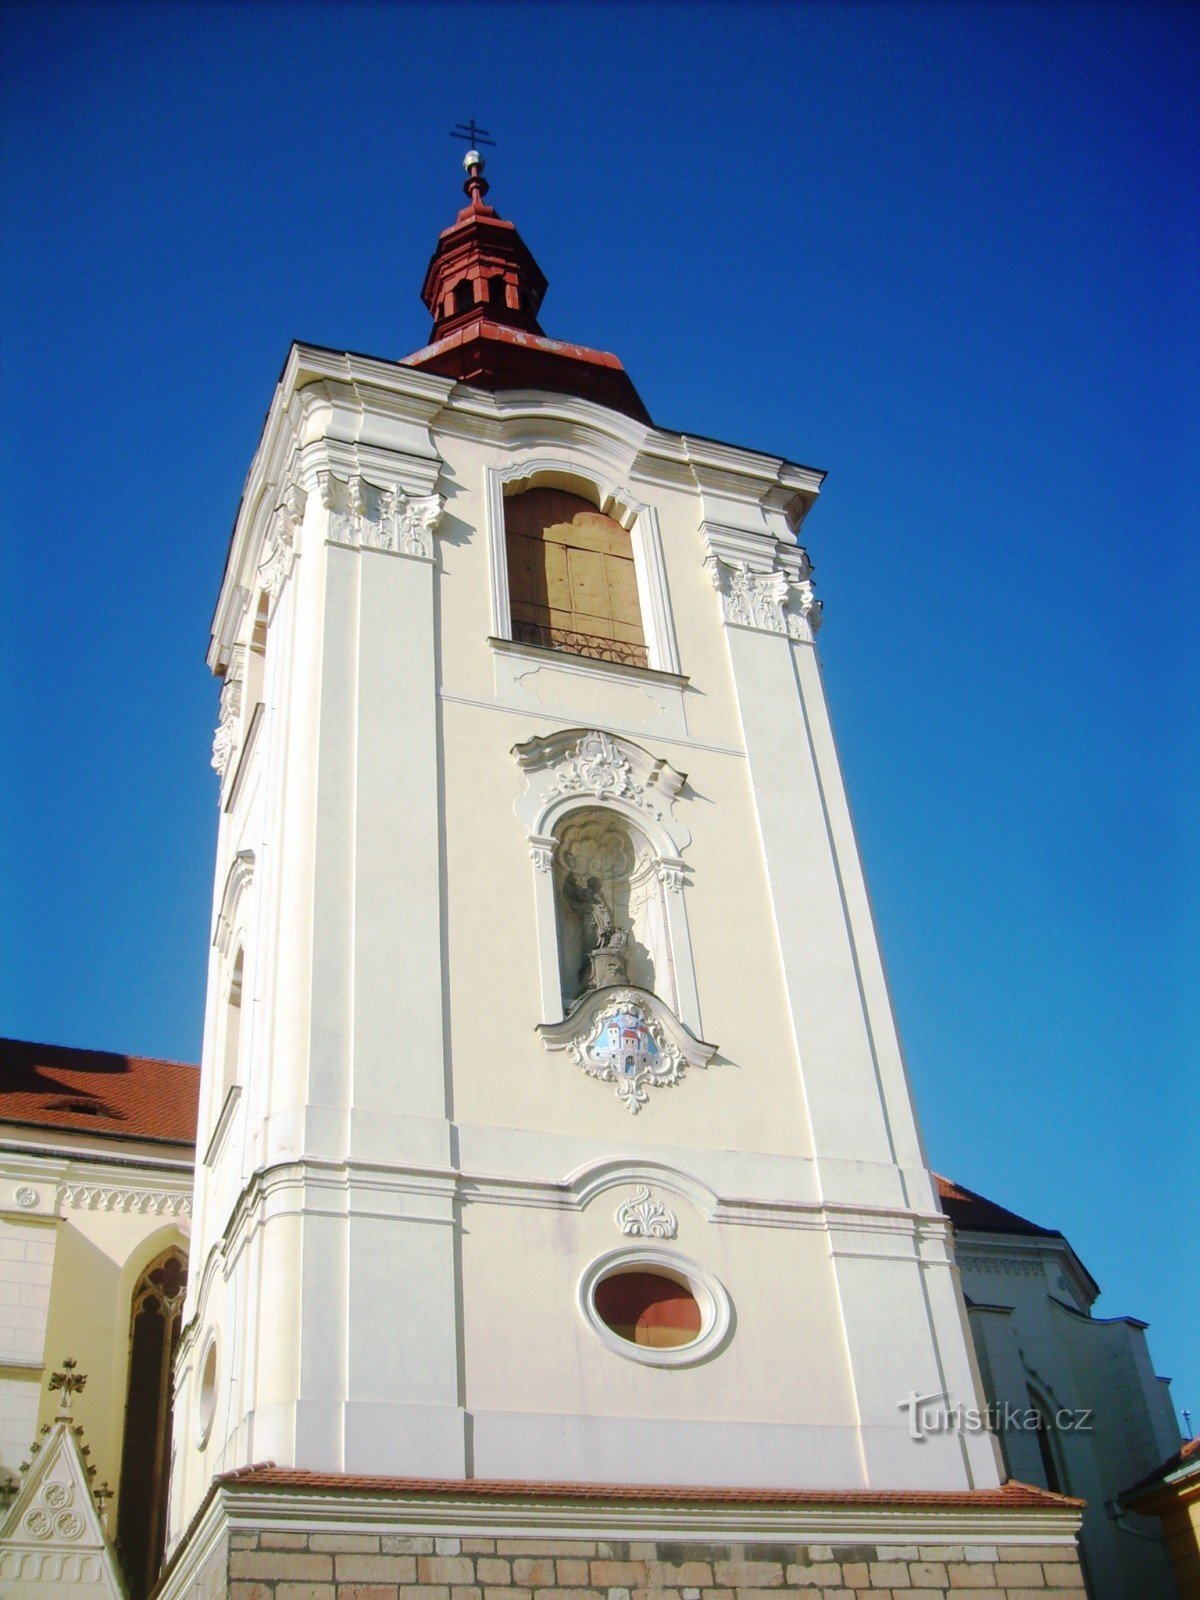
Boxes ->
[487,636,689,691]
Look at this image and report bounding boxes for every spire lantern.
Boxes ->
[417,148,547,340]
[403,142,651,423]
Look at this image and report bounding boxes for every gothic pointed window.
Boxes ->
[1027,1385,1069,1494]
[505,488,647,667]
[117,1248,187,1600]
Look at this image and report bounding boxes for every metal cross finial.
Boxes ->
[451,119,495,150]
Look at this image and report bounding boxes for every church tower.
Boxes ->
[165,153,1085,1596]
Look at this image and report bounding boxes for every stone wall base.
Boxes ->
[156,1473,1089,1600]
[217,1529,1088,1599]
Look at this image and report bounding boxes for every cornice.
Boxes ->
[202,1155,959,1287]
[954,1232,1098,1310]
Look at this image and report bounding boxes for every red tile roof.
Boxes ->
[935,1174,1060,1239]
[216,1463,1082,1509]
[0,1037,200,1145]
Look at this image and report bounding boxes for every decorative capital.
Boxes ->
[259,483,306,600]
[322,469,445,559]
[702,525,822,640]
[529,836,557,873]
[654,856,686,893]
[210,650,244,781]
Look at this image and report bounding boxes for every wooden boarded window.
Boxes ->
[505,487,647,667]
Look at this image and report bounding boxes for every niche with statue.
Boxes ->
[513,727,717,1113]
[552,807,673,1011]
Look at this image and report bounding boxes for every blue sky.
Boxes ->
[2,3,1197,1430]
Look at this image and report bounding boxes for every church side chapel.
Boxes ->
[7,139,1181,1600]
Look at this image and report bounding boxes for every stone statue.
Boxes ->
[562,872,629,989]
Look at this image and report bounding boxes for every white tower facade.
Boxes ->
[166,160,1085,1593]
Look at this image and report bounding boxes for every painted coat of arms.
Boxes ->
[573,997,685,1113]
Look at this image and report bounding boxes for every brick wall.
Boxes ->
[224,1529,1087,1599]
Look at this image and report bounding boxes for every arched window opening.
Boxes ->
[505,487,647,667]
[221,947,244,1095]
[452,278,474,314]
[553,806,672,1011]
[488,274,507,307]
[117,1248,188,1600]
[1027,1385,1068,1495]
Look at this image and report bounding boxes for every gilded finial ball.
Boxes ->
[463,149,484,172]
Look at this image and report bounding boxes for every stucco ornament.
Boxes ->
[259,483,306,599]
[512,728,689,835]
[320,468,444,558]
[58,1185,192,1216]
[615,1186,678,1239]
[210,647,244,780]
[551,730,643,805]
[702,524,822,641]
[706,555,823,640]
[538,986,716,1115]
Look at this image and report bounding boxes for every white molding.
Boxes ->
[486,634,688,690]
[195,1328,218,1448]
[485,463,512,641]
[577,1244,732,1367]
[57,1183,192,1216]
[213,850,255,955]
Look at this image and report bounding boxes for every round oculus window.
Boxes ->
[593,1270,701,1349]
[196,1333,218,1448]
[578,1248,732,1367]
